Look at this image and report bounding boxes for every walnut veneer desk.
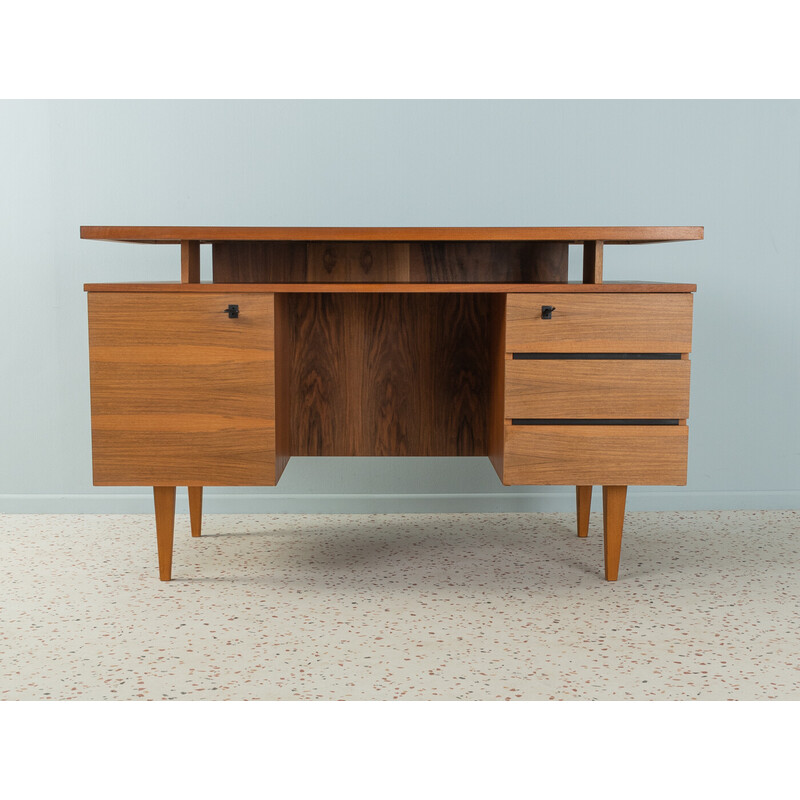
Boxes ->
[83,226,702,582]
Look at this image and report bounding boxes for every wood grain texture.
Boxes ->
[92,428,276,485]
[212,242,306,282]
[505,359,691,419]
[522,242,568,282]
[154,486,176,581]
[487,294,507,480]
[408,242,567,283]
[88,292,278,485]
[288,293,492,456]
[503,425,688,485]
[188,486,203,537]
[84,282,698,294]
[307,243,410,281]
[603,485,627,581]
[273,293,292,480]
[506,293,694,353]
[213,242,567,284]
[81,226,705,243]
[583,241,603,284]
[181,241,200,283]
[576,485,592,537]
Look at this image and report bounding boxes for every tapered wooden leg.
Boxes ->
[153,486,176,581]
[188,486,203,538]
[602,485,627,582]
[576,485,592,537]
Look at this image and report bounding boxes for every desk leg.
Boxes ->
[602,485,627,582]
[188,487,203,537]
[576,486,592,538]
[153,486,176,581]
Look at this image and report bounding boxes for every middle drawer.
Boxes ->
[505,358,691,419]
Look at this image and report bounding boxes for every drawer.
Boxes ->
[503,425,688,485]
[505,358,691,419]
[506,293,693,353]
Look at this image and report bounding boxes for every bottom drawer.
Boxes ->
[503,425,688,486]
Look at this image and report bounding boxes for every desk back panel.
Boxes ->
[286,293,495,456]
[213,242,568,284]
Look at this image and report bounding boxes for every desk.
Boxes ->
[82,226,702,581]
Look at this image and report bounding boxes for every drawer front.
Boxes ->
[505,358,691,419]
[506,293,693,353]
[88,292,277,486]
[503,425,688,485]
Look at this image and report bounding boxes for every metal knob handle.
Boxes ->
[541,305,555,320]
[223,304,239,318]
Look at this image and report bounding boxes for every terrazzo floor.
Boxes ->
[1,511,799,700]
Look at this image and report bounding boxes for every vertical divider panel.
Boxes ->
[488,293,508,481]
[273,293,292,480]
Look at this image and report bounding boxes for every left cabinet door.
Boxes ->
[88,292,281,486]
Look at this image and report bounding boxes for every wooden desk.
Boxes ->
[82,226,702,581]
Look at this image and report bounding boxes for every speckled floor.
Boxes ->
[1,511,798,700]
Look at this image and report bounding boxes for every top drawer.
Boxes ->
[506,293,693,353]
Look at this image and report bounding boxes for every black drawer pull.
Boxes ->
[223,304,239,318]
[541,305,555,320]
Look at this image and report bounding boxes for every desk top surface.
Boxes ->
[80,226,704,244]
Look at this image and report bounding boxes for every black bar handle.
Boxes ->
[223,304,239,318]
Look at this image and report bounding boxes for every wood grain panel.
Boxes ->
[273,293,292,481]
[360,294,423,455]
[425,294,492,455]
[91,427,276,486]
[503,425,688,485]
[487,294,507,480]
[288,293,492,456]
[88,292,278,486]
[88,293,274,349]
[582,241,603,284]
[506,293,693,353]
[181,241,200,283]
[288,293,353,455]
[505,359,691,419]
[212,242,307,282]
[81,226,705,243]
[90,360,274,418]
[409,242,567,283]
[307,243,410,282]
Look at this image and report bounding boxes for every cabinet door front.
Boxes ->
[88,292,277,485]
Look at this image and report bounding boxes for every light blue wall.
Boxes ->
[0,100,797,512]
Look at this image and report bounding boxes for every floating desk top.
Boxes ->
[80,225,704,244]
